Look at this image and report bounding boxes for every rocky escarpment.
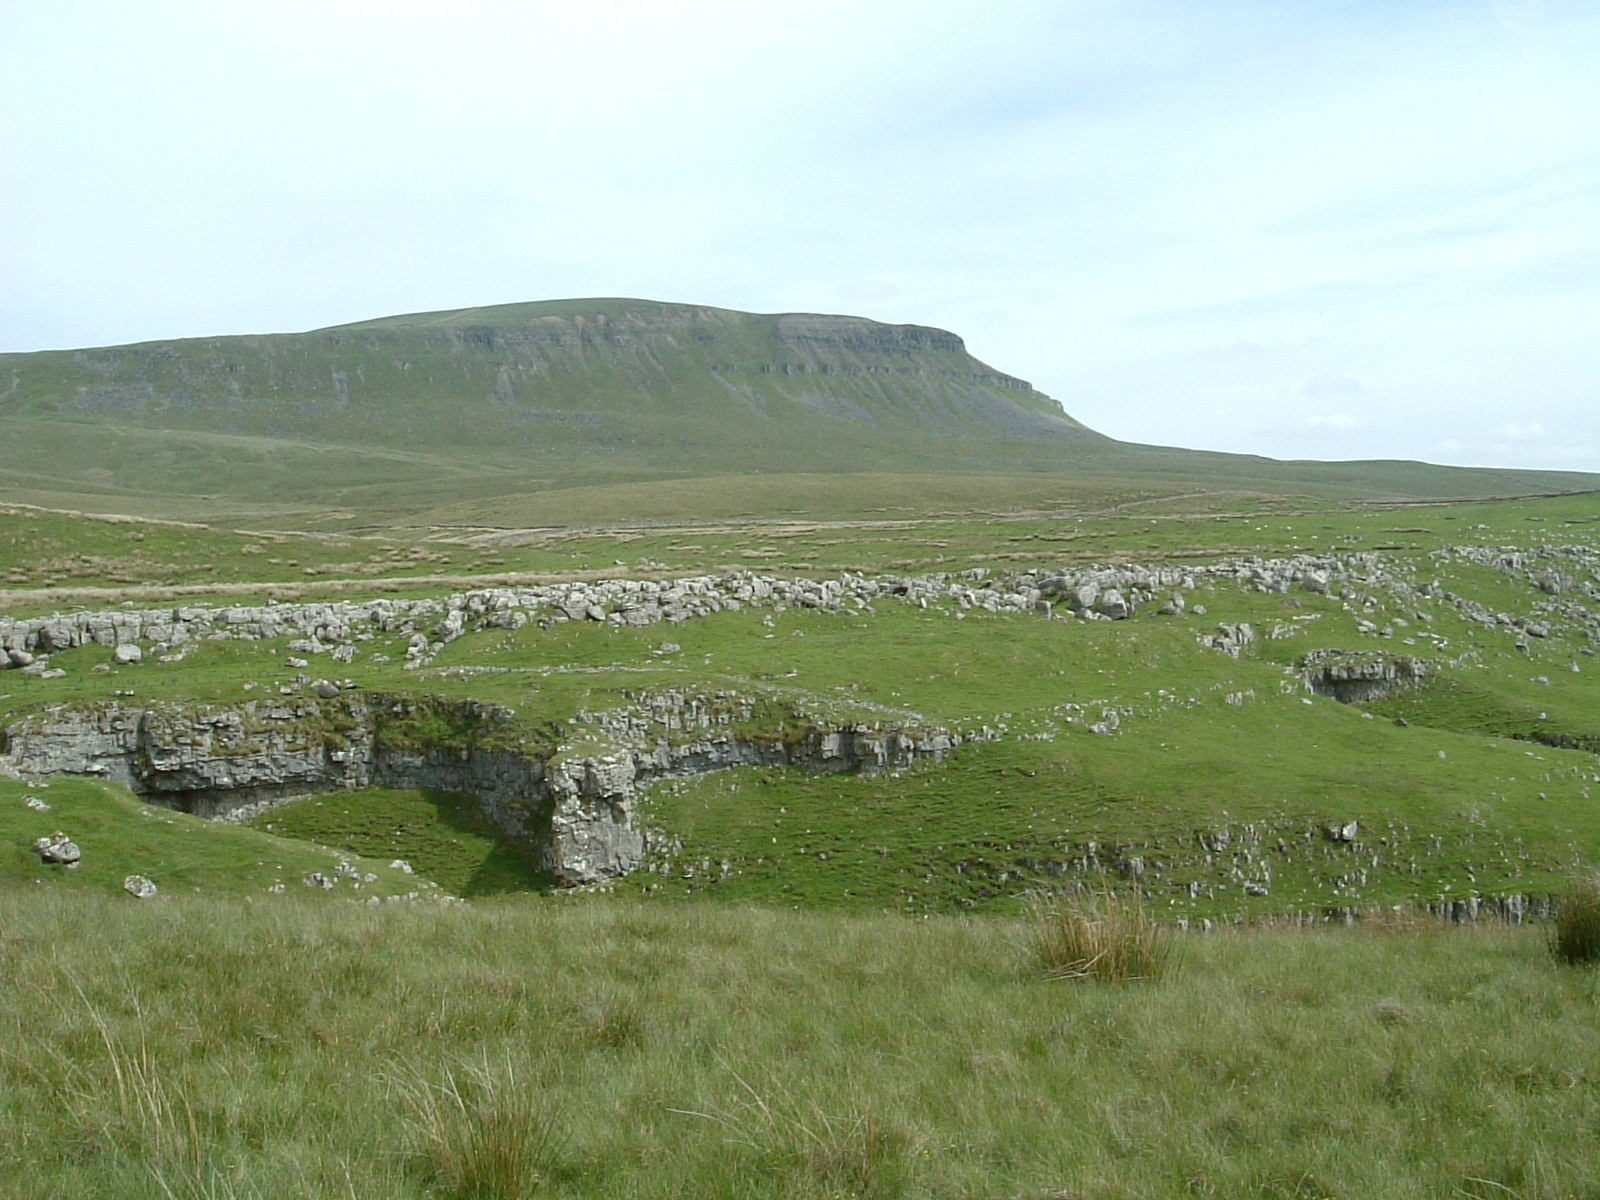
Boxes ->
[2,692,965,885]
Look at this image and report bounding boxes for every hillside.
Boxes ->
[4,492,1598,919]
[2,298,1596,527]
[0,299,1091,523]
[4,457,1600,1200]
[3,299,1084,444]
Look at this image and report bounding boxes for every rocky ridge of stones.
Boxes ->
[3,546,1594,677]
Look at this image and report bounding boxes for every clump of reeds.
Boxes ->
[1550,875,1600,965]
[1028,884,1174,983]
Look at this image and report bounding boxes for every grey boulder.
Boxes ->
[33,831,81,866]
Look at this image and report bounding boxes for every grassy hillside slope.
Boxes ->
[2,298,1595,526]
[4,493,1597,922]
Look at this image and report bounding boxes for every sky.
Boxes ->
[3,0,1597,473]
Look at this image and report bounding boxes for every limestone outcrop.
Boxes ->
[3,692,963,885]
[1300,651,1428,702]
[20,541,1575,673]
[0,554,1389,669]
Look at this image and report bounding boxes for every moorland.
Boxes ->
[3,299,1599,1198]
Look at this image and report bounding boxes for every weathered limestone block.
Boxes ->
[34,831,81,865]
[1202,622,1256,657]
[1301,651,1428,702]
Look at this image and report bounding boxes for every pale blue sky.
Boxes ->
[3,0,1596,471]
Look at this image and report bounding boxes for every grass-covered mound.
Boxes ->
[2,889,1598,1198]
[1,774,428,901]
[251,786,551,897]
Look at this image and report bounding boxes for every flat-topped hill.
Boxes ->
[2,298,1596,526]
[0,297,1086,448]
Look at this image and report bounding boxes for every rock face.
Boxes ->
[1202,622,1256,658]
[1301,651,1428,702]
[3,693,963,886]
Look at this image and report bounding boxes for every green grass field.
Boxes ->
[3,887,1598,1199]
[1,774,430,901]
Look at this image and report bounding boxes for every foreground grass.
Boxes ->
[3,889,1598,1199]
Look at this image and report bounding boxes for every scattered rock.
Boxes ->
[122,874,158,899]
[1301,570,1331,594]
[1202,622,1255,657]
[112,643,142,666]
[1064,583,1099,613]
[33,831,81,866]
[1325,821,1360,843]
[1094,588,1132,620]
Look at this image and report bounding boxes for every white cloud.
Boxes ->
[1302,414,1367,433]
[1299,376,1366,399]
[1495,422,1549,441]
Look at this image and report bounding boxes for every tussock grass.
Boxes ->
[1551,876,1600,965]
[1029,884,1175,982]
[30,980,243,1199]
[672,1065,914,1199]
[391,1055,561,1200]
